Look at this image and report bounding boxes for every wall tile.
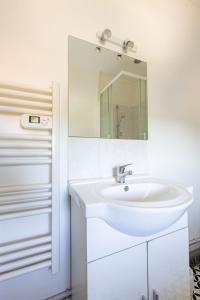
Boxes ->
[68,137,148,180]
[99,139,148,177]
[68,137,100,179]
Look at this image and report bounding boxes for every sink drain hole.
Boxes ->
[124,186,129,192]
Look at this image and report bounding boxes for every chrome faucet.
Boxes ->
[114,163,133,184]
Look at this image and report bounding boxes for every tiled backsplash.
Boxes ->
[68,137,148,180]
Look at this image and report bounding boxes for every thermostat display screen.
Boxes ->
[29,116,40,124]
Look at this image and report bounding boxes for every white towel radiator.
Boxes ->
[0,81,60,281]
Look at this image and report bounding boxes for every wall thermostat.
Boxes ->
[21,114,52,130]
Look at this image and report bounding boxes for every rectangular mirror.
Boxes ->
[68,36,148,140]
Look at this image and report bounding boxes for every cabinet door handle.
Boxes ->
[153,290,159,300]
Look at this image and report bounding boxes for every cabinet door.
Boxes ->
[148,228,190,300]
[87,243,147,300]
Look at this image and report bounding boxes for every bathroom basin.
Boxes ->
[69,176,193,236]
[101,182,177,205]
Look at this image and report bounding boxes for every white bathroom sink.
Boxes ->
[101,182,178,205]
[69,176,193,236]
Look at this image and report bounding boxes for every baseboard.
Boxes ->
[45,290,72,300]
[190,238,200,267]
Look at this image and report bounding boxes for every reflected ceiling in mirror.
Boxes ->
[68,36,148,140]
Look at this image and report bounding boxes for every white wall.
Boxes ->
[0,0,200,298]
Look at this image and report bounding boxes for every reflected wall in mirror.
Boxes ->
[68,36,148,140]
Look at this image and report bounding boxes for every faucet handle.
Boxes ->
[118,163,133,173]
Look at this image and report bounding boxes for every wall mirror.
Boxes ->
[68,36,148,140]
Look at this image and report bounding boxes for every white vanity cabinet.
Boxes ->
[71,197,190,300]
[88,243,148,300]
[148,228,190,300]
[87,228,190,300]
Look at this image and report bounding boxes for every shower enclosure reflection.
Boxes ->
[100,71,147,139]
[68,36,148,140]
